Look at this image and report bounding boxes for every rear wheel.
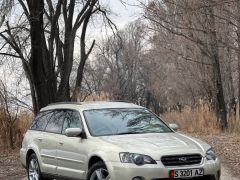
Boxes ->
[27,153,45,180]
[87,161,111,180]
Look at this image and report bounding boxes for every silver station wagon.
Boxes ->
[20,102,221,180]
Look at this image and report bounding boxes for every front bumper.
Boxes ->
[20,148,27,168]
[107,158,220,180]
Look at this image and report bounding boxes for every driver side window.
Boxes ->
[62,110,82,134]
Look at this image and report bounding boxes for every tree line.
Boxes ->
[81,0,240,131]
[1,0,240,132]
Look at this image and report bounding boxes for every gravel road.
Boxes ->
[221,165,239,180]
[18,165,238,180]
[1,133,239,180]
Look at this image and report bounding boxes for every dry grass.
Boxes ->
[1,101,240,150]
[162,103,240,176]
[14,112,33,146]
[0,110,32,150]
[163,103,240,135]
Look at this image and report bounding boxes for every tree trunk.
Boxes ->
[237,0,240,125]
[236,99,240,126]
[72,1,96,101]
[208,3,228,131]
[27,0,57,110]
[9,126,14,149]
[146,91,151,109]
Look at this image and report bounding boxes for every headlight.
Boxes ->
[206,148,217,160]
[119,152,157,166]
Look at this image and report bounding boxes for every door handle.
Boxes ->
[37,138,43,142]
[59,142,64,146]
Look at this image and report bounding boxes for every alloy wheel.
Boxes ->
[28,158,39,180]
[90,168,110,180]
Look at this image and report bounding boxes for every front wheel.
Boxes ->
[87,162,111,180]
[27,153,45,180]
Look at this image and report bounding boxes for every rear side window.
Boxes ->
[62,110,82,134]
[30,111,53,131]
[45,110,65,134]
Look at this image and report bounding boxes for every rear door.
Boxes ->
[40,110,65,175]
[29,111,50,169]
[57,110,87,179]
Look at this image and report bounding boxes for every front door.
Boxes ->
[56,110,88,179]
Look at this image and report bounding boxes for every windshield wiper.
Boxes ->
[115,132,142,135]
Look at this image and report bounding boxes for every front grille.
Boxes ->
[161,154,202,166]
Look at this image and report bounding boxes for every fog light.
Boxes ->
[132,177,144,180]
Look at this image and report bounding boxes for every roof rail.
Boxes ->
[48,102,82,106]
[109,100,133,103]
[48,100,134,106]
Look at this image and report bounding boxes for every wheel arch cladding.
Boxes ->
[26,149,36,164]
[88,156,105,169]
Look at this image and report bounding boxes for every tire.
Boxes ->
[27,153,46,180]
[87,161,111,180]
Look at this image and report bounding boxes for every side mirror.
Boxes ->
[65,128,82,137]
[169,123,179,131]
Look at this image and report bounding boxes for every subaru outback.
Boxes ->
[20,102,221,180]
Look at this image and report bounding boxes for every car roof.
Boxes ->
[40,101,144,112]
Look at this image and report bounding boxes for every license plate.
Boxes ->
[173,168,204,178]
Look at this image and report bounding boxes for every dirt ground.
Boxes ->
[0,133,240,180]
[191,133,240,178]
[0,149,26,180]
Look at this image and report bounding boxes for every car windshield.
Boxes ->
[83,108,173,136]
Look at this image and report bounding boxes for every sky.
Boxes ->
[106,0,143,28]
[87,0,143,39]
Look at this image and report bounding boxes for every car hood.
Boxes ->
[99,133,210,160]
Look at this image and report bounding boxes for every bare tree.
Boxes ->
[142,0,231,130]
[0,80,20,149]
[0,0,13,27]
[86,20,165,113]
[0,0,116,113]
[95,21,146,101]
